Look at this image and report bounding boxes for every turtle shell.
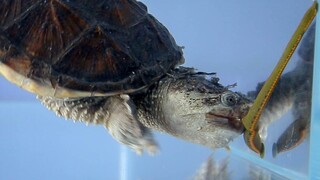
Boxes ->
[0,0,183,98]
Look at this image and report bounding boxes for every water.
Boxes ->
[0,1,318,179]
[309,17,320,180]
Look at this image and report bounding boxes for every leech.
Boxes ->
[242,1,318,157]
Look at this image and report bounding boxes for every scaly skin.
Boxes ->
[134,68,251,149]
[38,27,314,155]
[39,68,252,154]
[38,29,314,155]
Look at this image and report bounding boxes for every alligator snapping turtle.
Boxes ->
[0,0,252,154]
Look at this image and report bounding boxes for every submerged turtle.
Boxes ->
[0,0,252,154]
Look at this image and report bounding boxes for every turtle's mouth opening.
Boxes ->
[205,113,244,131]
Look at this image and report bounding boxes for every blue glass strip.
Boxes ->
[231,148,307,180]
[308,15,320,180]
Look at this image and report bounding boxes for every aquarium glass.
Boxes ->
[0,1,318,179]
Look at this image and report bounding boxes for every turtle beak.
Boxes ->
[205,112,244,131]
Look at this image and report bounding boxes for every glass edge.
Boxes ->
[308,14,320,180]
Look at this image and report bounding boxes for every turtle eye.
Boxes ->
[221,92,238,106]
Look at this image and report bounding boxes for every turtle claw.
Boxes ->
[140,141,159,156]
[129,134,159,156]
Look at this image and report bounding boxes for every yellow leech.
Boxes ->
[242,1,318,157]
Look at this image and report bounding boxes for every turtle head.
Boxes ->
[136,69,252,149]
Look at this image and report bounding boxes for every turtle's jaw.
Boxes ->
[205,112,244,132]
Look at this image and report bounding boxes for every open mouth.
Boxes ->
[205,112,244,131]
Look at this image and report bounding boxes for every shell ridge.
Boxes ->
[52,25,94,65]
[1,0,183,98]
[0,0,41,29]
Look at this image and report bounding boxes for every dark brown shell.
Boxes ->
[0,0,183,97]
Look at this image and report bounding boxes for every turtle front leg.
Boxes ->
[104,95,158,155]
[37,95,158,155]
